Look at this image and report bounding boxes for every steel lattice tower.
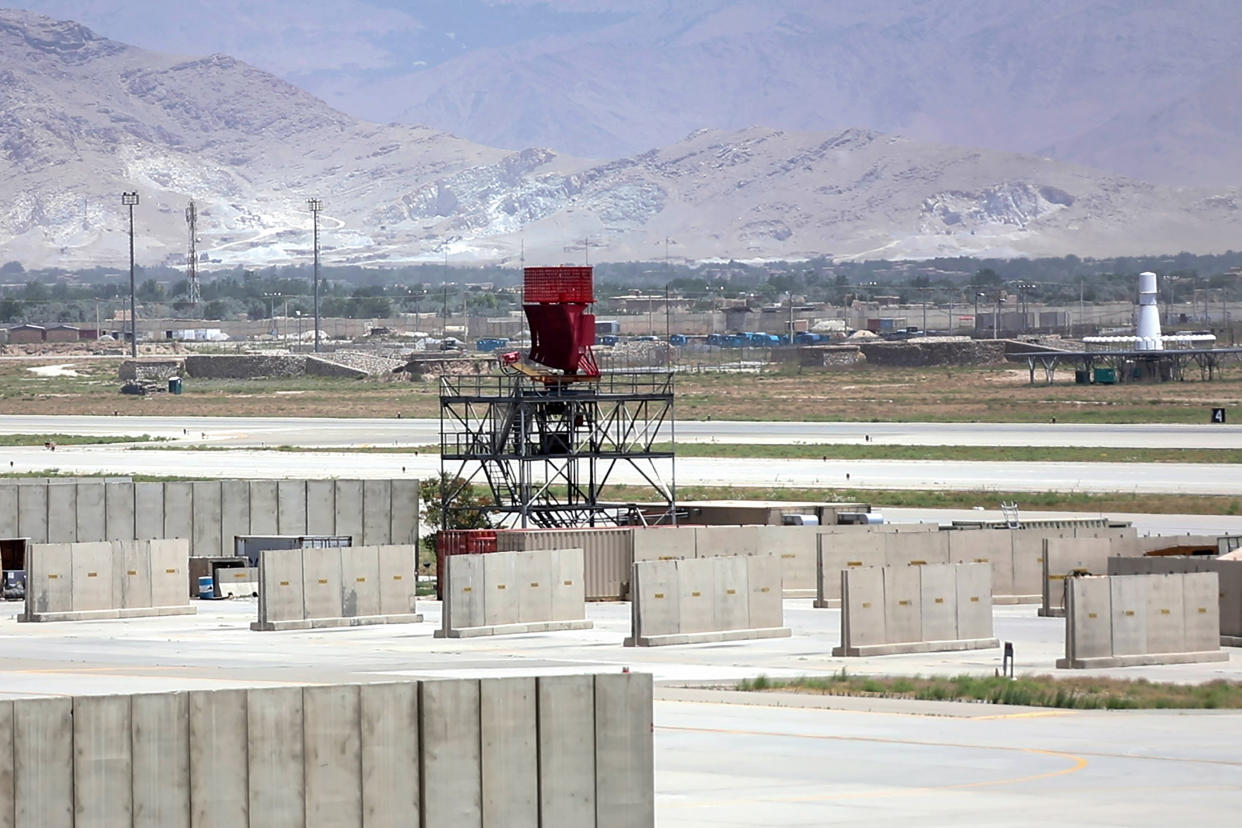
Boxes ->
[438,266,676,529]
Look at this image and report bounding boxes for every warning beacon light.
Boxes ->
[521,266,600,378]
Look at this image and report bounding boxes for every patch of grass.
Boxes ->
[599,483,1242,516]
[660,443,1241,464]
[735,673,1242,710]
[0,434,160,446]
[130,443,438,454]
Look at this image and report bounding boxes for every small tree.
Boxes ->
[418,473,492,564]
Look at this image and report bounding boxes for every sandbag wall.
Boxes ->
[626,554,789,646]
[21,538,193,622]
[0,674,654,828]
[1108,557,1242,645]
[1058,573,1229,668]
[0,479,419,557]
[252,545,421,631]
[1041,536,1145,617]
[816,525,1140,606]
[832,562,997,656]
[437,548,593,638]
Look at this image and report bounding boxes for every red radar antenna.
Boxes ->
[519,266,600,379]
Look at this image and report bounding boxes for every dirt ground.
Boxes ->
[2,356,1240,423]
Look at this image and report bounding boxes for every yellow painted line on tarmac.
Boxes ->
[659,724,1088,808]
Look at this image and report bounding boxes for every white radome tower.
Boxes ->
[1135,271,1163,351]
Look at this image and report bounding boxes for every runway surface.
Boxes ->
[4,442,1239,496]
[4,414,1242,448]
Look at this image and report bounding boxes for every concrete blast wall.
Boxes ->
[1108,557,1242,644]
[816,525,1142,608]
[438,548,593,638]
[0,479,418,559]
[626,554,789,646]
[1059,573,1229,668]
[21,539,195,622]
[0,674,653,828]
[496,529,632,601]
[833,562,997,656]
[251,545,422,631]
[1041,536,1144,617]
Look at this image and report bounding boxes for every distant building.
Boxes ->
[7,324,45,344]
[44,324,81,343]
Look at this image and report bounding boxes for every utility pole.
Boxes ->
[994,292,1001,340]
[185,201,200,306]
[1080,277,1085,334]
[310,201,325,357]
[122,191,139,357]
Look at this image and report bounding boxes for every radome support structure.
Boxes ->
[439,266,676,529]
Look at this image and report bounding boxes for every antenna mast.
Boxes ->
[185,201,200,306]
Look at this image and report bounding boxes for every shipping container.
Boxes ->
[233,534,351,567]
[435,529,498,599]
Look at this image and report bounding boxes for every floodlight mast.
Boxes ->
[121,191,139,357]
[308,198,322,352]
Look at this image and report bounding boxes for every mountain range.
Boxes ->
[1,7,1240,271]
[13,0,1242,187]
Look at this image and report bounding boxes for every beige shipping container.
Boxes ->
[495,527,634,600]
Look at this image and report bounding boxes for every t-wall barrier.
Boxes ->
[251,544,422,631]
[832,562,997,656]
[1058,573,1229,668]
[0,673,654,828]
[625,554,790,646]
[437,548,594,638]
[20,539,195,622]
[0,479,419,558]
[1108,556,1242,645]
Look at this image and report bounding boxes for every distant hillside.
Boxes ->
[1,8,1241,272]
[17,0,1242,186]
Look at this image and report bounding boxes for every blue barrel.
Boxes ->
[197,575,214,599]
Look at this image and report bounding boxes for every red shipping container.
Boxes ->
[435,529,497,600]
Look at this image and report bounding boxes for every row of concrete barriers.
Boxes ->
[817,524,1141,606]
[20,539,193,622]
[833,562,997,656]
[252,544,421,631]
[497,522,1147,603]
[1059,572,1229,668]
[0,478,419,557]
[626,555,789,646]
[437,548,593,638]
[0,674,653,828]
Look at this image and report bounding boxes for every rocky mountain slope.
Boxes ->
[1,9,1240,271]
[17,0,1242,186]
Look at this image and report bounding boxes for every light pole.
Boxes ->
[264,292,281,337]
[1015,282,1037,332]
[308,198,322,352]
[121,191,139,357]
[973,292,985,337]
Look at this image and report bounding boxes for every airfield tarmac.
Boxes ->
[3,413,1240,822]
[1,598,1239,826]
